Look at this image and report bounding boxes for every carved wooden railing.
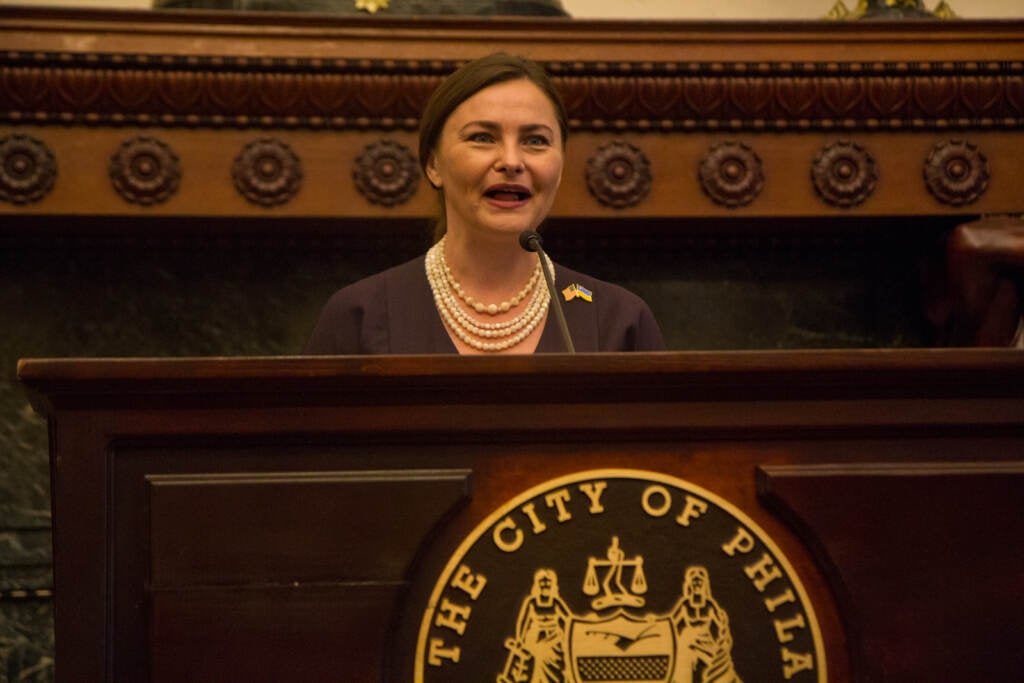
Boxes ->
[1,7,1023,221]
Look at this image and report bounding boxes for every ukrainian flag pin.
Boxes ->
[561,283,593,302]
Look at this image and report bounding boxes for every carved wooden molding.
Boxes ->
[231,138,303,207]
[352,139,419,207]
[923,139,989,206]
[2,51,1022,133]
[0,133,57,205]
[585,141,652,209]
[699,141,764,208]
[812,140,877,208]
[109,136,181,206]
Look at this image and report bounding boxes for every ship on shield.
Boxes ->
[569,610,675,682]
[498,537,742,683]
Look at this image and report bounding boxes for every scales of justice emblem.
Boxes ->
[498,537,743,683]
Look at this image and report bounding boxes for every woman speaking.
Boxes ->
[304,53,664,354]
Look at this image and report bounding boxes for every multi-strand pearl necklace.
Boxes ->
[440,244,542,315]
[425,236,551,352]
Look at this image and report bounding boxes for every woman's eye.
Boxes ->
[524,135,551,147]
[468,132,494,143]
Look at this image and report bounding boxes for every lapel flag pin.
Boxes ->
[562,283,593,302]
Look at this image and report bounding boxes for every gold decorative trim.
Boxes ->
[355,0,389,12]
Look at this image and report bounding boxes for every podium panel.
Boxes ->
[18,351,1024,682]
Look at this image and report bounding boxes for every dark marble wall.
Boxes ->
[0,216,944,681]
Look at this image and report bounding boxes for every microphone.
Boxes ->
[519,230,576,354]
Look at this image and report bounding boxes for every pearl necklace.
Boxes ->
[425,237,551,352]
[439,242,541,315]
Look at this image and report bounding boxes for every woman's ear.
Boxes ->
[425,155,442,189]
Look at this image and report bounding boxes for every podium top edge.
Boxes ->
[16,348,1024,383]
[15,349,1024,420]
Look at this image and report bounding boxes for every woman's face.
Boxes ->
[425,79,564,241]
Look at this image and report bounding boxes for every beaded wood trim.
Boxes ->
[2,52,1021,133]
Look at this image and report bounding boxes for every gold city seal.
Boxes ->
[416,469,826,683]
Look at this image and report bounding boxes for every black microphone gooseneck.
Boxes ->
[519,230,576,354]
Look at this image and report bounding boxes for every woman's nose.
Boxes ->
[495,143,524,174]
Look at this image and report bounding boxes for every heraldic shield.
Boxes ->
[496,537,744,683]
[569,611,674,683]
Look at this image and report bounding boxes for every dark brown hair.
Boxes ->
[418,53,569,241]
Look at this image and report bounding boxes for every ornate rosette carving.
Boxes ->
[923,139,989,206]
[698,141,763,208]
[232,138,302,207]
[811,140,877,208]
[352,139,419,207]
[585,141,652,209]
[0,134,57,205]
[109,136,181,206]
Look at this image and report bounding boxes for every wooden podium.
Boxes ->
[18,351,1024,682]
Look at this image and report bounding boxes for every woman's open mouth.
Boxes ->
[484,184,532,204]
